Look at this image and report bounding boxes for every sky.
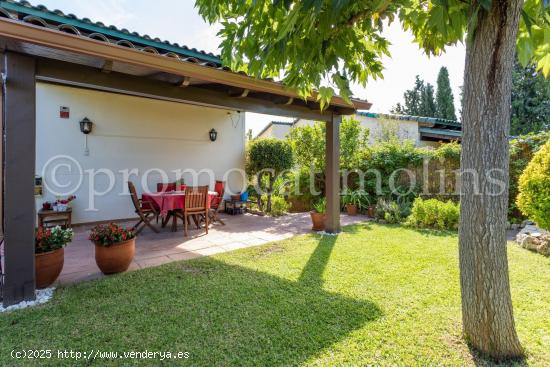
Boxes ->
[28,0,466,136]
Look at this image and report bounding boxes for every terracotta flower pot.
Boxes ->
[346,204,358,216]
[94,238,135,274]
[310,211,326,231]
[367,206,376,218]
[35,248,64,289]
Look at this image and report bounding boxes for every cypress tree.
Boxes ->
[435,67,457,120]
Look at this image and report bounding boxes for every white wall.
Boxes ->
[295,116,421,146]
[36,83,246,224]
[270,124,292,139]
[355,115,420,145]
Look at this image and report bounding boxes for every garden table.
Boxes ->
[142,191,218,232]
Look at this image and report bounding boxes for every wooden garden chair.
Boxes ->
[175,185,209,236]
[209,180,226,225]
[128,181,160,234]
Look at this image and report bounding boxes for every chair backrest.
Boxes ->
[185,186,208,211]
[157,182,185,192]
[128,181,142,212]
[214,180,225,197]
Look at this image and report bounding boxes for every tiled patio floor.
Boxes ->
[59,212,370,285]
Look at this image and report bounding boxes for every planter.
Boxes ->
[310,211,326,231]
[94,238,135,274]
[35,248,64,289]
[367,206,376,218]
[346,204,358,216]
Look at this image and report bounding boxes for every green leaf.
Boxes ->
[517,34,534,66]
[536,53,550,77]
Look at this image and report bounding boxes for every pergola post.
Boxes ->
[1,52,36,307]
[325,113,341,233]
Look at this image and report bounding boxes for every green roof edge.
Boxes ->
[0,1,221,64]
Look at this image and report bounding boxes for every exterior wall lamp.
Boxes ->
[209,128,218,142]
[79,117,93,134]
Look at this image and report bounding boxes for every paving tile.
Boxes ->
[220,242,249,251]
[167,252,202,261]
[195,246,226,256]
[136,255,173,269]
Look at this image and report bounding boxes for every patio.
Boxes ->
[58,213,370,285]
[0,2,370,306]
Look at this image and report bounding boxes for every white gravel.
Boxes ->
[316,231,340,236]
[0,287,55,313]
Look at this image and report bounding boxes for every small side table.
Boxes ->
[224,200,250,215]
[38,208,72,229]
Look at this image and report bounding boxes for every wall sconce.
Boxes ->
[79,117,93,134]
[209,128,218,142]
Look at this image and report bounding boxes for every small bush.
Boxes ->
[516,140,550,230]
[375,199,402,224]
[261,196,290,217]
[405,197,459,230]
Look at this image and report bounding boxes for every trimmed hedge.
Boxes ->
[405,197,460,230]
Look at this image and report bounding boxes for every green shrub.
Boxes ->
[375,198,402,224]
[246,138,293,213]
[261,195,290,217]
[509,131,550,220]
[516,140,550,230]
[405,197,459,230]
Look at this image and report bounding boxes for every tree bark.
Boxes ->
[267,173,274,212]
[460,0,524,360]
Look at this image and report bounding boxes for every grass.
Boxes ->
[1,223,548,366]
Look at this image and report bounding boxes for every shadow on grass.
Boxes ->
[1,255,382,366]
[340,222,372,234]
[467,345,528,367]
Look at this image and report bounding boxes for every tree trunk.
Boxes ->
[459,0,524,360]
[266,174,274,213]
[256,173,264,212]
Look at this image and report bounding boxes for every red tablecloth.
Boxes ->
[142,191,217,217]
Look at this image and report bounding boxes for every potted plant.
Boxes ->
[310,198,326,231]
[360,194,375,217]
[342,190,363,216]
[54,195,76,212]
[35,226,73,288]
[89,223,136,274]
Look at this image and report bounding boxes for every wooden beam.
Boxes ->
[35,58,334,122]
[101,59,113,73]
[228,88,249,98]
[2,52,36,307]
[273,96,294,105]
[325,113,341,233]
[178,76,190,87]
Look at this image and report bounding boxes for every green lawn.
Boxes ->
[1,224,548,366]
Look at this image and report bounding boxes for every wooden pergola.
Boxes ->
[0,14,371,306]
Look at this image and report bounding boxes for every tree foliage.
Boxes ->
[196,0,549,105]
[435,67,457,120]
[511,59,550,135]
[392,75,437,116]
[286,117,369,171]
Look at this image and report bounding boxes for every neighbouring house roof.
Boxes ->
[0,0,372,113]
[357,111,462,141]
[357,111,461,129]
[0,0,221,64]
[255,120,296,139]
[419,127,462,141]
